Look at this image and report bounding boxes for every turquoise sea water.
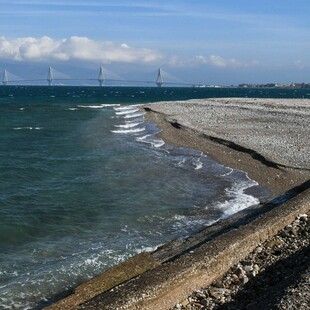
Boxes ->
[0,86,309,309]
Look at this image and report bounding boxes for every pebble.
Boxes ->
[147,98,310,170]
[171,213,309,310]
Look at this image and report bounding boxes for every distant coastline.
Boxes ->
[237,82,310,89]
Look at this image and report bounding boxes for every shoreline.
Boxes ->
[144,98,310,197]
[46,98,310,309]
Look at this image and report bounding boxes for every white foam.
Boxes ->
[123,112,145,119]
[216,180,259,216]
[68,108,77,111]
[115,109,139,115]
[111,127,146,134]
[193,158,203,170]
[13,127,42,130]
[78,105,105,109]
[136,245,160,254]
[152,140,165,148]
[114,122,141,129]
[136,134,151,141]
[136,135,165,148]
[77,104,120,109]
[100,104,121,107]
[114,106,134,111]
[220,167,234,176]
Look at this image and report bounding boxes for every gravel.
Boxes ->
[172,213,309,310]
[147,98,310,170]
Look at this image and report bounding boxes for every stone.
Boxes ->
[242,275,249,284]
[243,265,253,273]
[181,299,189,307]
[231,273,240,284]
[266,239,284,248]
[253,264,260,271]
[200,298,209,306]
[209,287,232,299]
[298,214,308,221]
[236,266,246,277]
[209,287,223,299]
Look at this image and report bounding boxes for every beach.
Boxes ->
[46,97,310,309]
[144,98,310,196]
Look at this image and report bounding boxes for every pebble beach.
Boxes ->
[145,98,310,196]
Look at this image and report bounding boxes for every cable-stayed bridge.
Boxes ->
[1,67,194,87]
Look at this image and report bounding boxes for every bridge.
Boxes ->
[1,67,195,87]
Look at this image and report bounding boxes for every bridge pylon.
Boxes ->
[2,69,9,86]
[98,66,105,86]
[156,68,164,87]
[47,67,53,86]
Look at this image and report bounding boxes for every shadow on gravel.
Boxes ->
[217,244,310,310]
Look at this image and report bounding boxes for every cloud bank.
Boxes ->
[195,55,241,68]
[0,36,162,63]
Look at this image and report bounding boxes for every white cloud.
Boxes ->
[0,36,162,64]
[167,54,248,68]
[293,60,305,70]
[196,55,242,68]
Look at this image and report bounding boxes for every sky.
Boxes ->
[0,0,309,85]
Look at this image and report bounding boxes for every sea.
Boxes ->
[0,86,309,309]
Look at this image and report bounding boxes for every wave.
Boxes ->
[115,109,139,115]
[114,122,142,129]
[216,179,259,216]
[114,106,136,111]
[77,104,121,109]
[100,104,121,107]
[13,127,43,130]
[111,127,146,134]
[136,134,151,140]
[114,104,143,111]
[193,158,203,170]
[123,112,145,119]
[136,134,165,148]
[78,105,105,109]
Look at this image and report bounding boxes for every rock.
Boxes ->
[199,298,210,306]
[209,287,232,299]
[194,291,206,300]
[181,299,189,307]
[284,225,298,236]
[298,214,308,222]
[219,296,226,304]
[242,275,249,284]
[171,210,310,310]
[243,264,253,273]
[236,266,246,279]
[266,239,284,248]
[231,273,240,284]
[253,264,260,271]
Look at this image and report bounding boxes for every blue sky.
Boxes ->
[0,0,309,85]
